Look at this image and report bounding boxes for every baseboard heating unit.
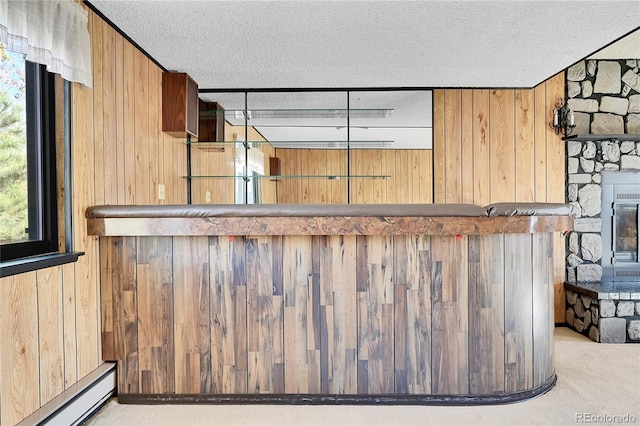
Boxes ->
[17,362,116,426]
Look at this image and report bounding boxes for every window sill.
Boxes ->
[0,252,84,278]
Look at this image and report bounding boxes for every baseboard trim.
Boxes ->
[17,362,116,426]
[118,374,556,406]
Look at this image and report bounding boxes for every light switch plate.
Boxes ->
[158,184,166,200]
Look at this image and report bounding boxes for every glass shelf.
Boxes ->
[183,175,391,180]
[188,140,395,149]
[199,108,394,120]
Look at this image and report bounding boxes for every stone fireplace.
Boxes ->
[563,58,640,343]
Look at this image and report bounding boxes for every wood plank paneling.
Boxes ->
[36,267,65,405]
[432,74,567,322]
[504,234,533,392]
[0,273,40,426]
[431,235,469,395]
[468,235,505,394]
[100,230,557,399]
[472,90,491,206]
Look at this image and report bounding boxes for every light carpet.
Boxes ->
[86,327,640,426]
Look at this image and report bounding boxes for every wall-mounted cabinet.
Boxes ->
[162,72,198,137]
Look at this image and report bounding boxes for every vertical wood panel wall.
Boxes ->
[101,232,556,398]
[0,8,188,424]
[432,73,566,322]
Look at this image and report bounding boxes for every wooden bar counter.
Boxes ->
[87,203,574,405]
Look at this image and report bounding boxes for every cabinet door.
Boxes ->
[162,72,198,137]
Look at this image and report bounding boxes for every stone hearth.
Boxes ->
[565,282,640,343]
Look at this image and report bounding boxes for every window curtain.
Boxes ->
[0,0,92,88]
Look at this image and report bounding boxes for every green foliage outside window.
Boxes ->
[0,43,28,244]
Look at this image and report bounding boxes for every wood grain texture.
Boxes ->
[0,273,40,426]
[89,214,574,238]
[99,228,557,400]
[468,235,505,395]
[1,5,190,423]
[432,75,567,322]
[36,267,65,405]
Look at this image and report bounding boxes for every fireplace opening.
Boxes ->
[601,171,640,281]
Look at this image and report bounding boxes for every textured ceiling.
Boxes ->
[87,0,640,90]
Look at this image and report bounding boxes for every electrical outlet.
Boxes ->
[158,184,165,200]
[205,191,211,203]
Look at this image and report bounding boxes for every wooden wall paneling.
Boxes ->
[283,236,313,392]
[74,208,101,379]
[0,273,40,425]
[461,90,474,203]
[433,90,446,203]
[472,90,491,206]
[416,150,433,203]
[209,236,247,393]
[445,90,463,203]
[114,28,126,204]
[545,72,567,323]
[122,40,136,204]
[172,237,210,393]
[349,150,361,203]
[137,237,174,393]
[393,235,432,394]
[356,235,394,394]
[299,150,310,203]
[489,90,516,202]
[372,150,383,203]
[532,233,553,387]
[110,237,138,393]
[148,58,160,206]
[72,42,101,378]
[99,239,116,361]
[92,14,105,206]
[307,150,320,204]
[503,234,533,392]
[308,236,322,392]
[515,89,535,202]
[61,262,78,389]
[246,236,284,393]
[533,83,548,202]
[406,150,417,203]
[36,267,65,405]
[431,235,469,395]
[155,67,166,205]
[338,149,348,204]
[102,20,118,205]
[396,150,410,204]
[318,235,357,393]
[134,49,150,204]
[380,150,390,204]
[468,235,505,394]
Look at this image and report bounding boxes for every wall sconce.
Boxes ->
[550,98,576,138]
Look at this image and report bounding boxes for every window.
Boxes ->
[0,45,58,261]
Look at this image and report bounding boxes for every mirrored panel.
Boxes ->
[193,90,432,204]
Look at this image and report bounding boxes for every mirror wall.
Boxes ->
[190,90,433,204]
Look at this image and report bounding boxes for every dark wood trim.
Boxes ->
[117,375,556,406]
[0,252,84,278]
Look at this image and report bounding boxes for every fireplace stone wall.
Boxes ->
[564,58,640,342]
